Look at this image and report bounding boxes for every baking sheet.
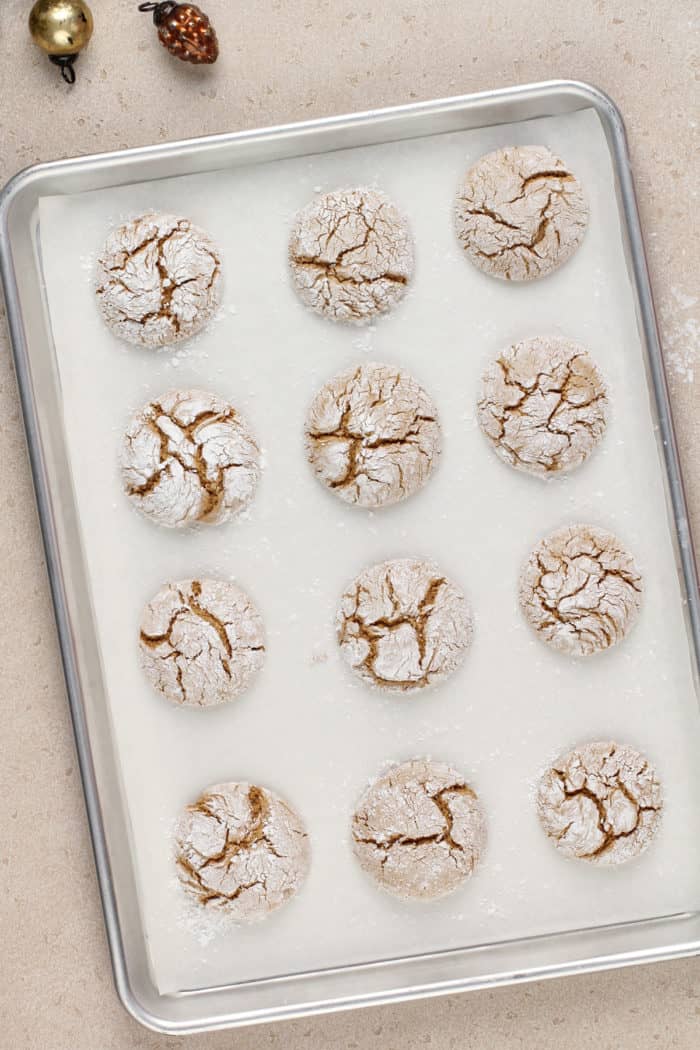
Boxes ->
[38,106,700,996]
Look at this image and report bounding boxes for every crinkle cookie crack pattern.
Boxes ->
[352,759,487,899]
[536,741,662,865]
[305,363,441,508]
[519,524,642,656]
[121,389,260,527]
[455,145,588,281]
[139,578,265,706]
[477,337,609,476]
[175,782,310,921]
[337,558,472,692]
[96,212,221,346]
[289,188,414,323]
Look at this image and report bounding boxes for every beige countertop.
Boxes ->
[1,2,698,1047]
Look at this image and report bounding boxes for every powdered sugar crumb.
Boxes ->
[660,287,699,384]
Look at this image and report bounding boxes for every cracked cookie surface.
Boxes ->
[519,524,642,656]
[139,578,265,706]
[96,212,221,347]
[175,781,310,920]
[455,145,588,281]
[477,336,609,477]
[352,759,486,899]
[289,187,414,323]
[305,362,441,508]
[121,388,260,528]
[537,741,662,865]
[336,558,472,693]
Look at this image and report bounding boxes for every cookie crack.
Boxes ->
[296,257,408,289]
[126,402,242,517]
[140,582,264,704]
[488,349,607,471]
[554,752,661,860]
[182,785,282,905]
[355,783,475,858]
[530,538,641,647]
[306,370,436,498]
[507,169,575,203]
[341,574,447,689]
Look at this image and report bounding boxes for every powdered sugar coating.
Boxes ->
[455,145,588,281]
[536,741,663,866]
[175,781,310,920]
[305,362,441,508]
[289,187,414,323]
[336,558,472,693]
[477,336,609,477]
[120,389,260,528]
[352,758,486,900]
[139,578,265,707]
[519,524,643,656]
[96,212,221,347]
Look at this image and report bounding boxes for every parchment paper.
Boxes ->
[38,107,700,995]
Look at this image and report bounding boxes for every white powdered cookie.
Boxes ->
[139,578,265,707]
[120,389,260,528]
[519,524,642,656]
[455,145,588,281]
[336,558,472,693]
[477,337,609,477]
[352,758,486,900]
[305,362,440,508]
[536,741,662,865]
[96,212,221,347]
[176,782,310,920]
[289,187,414,323]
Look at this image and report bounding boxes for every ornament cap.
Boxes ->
[48,53,78,85]
[138,2,178,25]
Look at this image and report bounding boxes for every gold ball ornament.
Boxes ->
[29,0,94,84]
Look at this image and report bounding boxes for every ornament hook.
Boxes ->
[48,54,77,84]
[138,2,177,23]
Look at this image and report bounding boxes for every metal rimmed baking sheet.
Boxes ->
[1,81,699,1033]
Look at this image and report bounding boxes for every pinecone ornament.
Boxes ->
[138,2,218,64]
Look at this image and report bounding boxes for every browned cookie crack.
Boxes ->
[477,338,609,477]
[519,524,642,656]
[175,782,310,920]
[121,389,260,528]
[139,578,265,707]
[96,213,221,347]
[289,188,414,322]
[305,363,441,508]
[455,146,588,281]
[352,759,486,899]
[336,558,472,693]
[537,741,662,865]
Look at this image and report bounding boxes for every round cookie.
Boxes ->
[352,758,486,900]
[336,558,472,693]
[139,578,265,706]
[96,212,221,347]
[175,781,310,920]
[305,362,441,508]
[288,187,414,323]
[519,524,642,657]
[121,389,260,528]
[536,741,662,865]
[477,337,609,477]
[454,145,588,281]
